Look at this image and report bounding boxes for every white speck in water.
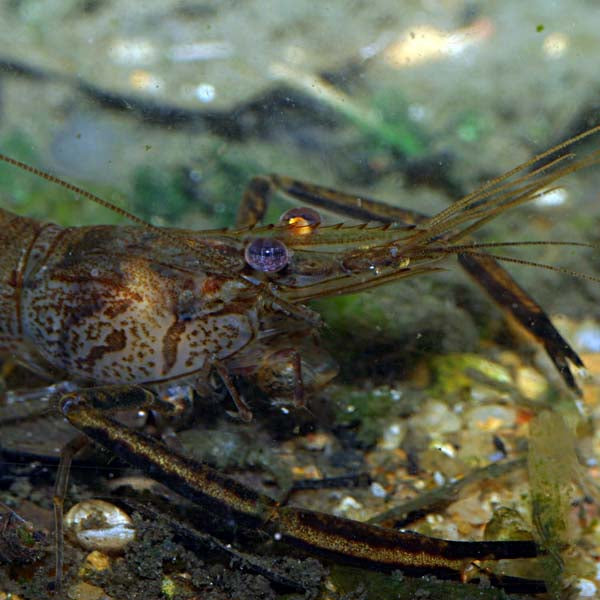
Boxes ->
[168,42,233,62]
[90,268,100,277]
[280,406,290,414]
[389,246,399,258]
[542,33,569,59]
[129,70,164,93]
[359,32,395,60]
[109,39,156,65]
[370,482,386,498]
[575,578,596,597]
[381,421,406,449]
[189,169,203,183]
[273,532,282,541]
[533,187,568,207]
[195,84,216,103]
[336,496,363,513]
[433,471,445,486]
[576,327,600,352]
[390,389,402,401]
[434,443,456,458]
[408,104,426,122]
[488,451,505,463]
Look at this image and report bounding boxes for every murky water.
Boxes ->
[1,2,600,598]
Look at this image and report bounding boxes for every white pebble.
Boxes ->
[575,578,596,597]
[65,500,135,553]
[370,482,387,498]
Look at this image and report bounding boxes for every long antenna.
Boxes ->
[0,152,155,229]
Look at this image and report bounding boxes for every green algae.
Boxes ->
[527,410,592,597]
[428,353,513,398]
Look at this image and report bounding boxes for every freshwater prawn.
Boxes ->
[1,124,600,595]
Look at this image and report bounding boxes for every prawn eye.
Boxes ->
[245,238,289,272]
[279,207,321,234]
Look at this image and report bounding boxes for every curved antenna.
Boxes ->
[0,152,326,325]
[428,240,598,252]
[423,124,600,230]
[455,250,600,284]
[0,152,155,229]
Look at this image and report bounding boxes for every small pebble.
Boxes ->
[433,471,445,486]
[574,578,597,598]
[447,494,491,526]
[379,421,407,450]
[465,404,517,431]
[334,496,363,517]
[515,366,547,399]
[67,581,111,600]
[83,550,110,572]
[409,400,461,434]
[370,482,387,498]
[301,432,333,451]
[65,500,135,553]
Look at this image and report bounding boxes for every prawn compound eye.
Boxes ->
[244,237,289,272]
[279,207,321,234]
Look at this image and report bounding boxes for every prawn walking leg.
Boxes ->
[237,171,586,392]
[52,385,541,592]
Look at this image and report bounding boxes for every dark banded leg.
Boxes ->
[51,385,169,594]
[214,362,253,422]
[53,434,89,595]
[237,174,583,394]
[53,386,544,592]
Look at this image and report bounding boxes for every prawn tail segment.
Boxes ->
[458,252,583,393]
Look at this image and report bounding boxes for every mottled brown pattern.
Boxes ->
[82,329,127,367]
[162,319,187,375]
[104,298,133,319]
[201,276,224,295]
